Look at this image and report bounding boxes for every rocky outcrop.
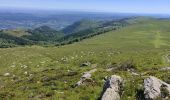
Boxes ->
[144,76,170,100]
[74,69,97,87]
[101,75,123,100]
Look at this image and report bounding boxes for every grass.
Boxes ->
[0,18,170,99]
[154,31,161,48]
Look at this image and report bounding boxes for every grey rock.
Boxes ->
[101,75,123,100]
[75,69,97,87]
[81,73,91,79]
[144,76,170,100]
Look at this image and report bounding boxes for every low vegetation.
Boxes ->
[0,17,170,99]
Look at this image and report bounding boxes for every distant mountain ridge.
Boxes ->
[0,17,162,48]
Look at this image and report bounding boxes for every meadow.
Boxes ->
[0,18,170,100]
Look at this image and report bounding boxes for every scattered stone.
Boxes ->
[61,57,68,62]
[101,75,124,100]
[21,65,28,68]
[29,74,33,77]
[24,71,28,75]
[131,71,140,76]
[10,65,16,68]
[106,68,114,72]
[74,69,97,87]
[12,74,16,77]
[64,81,67,84]
[144,76,170,100]
[81,73,91,79]
[81,61,91,67]
[4,73,10,77]
[56,91,64,94]
[160,67,170,71]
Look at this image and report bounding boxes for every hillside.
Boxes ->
[24,26,64,42]
[0,26,64,47]
[62,19,101,34]
[0,18,170,99]
[0,32,33,48]
[59,19,126,44]
[2,29,30,37]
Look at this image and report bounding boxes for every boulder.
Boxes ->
[101,75,123,100]
[144,76,170,100]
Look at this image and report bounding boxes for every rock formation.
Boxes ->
[144,76,170,100]
[101,75,123,100]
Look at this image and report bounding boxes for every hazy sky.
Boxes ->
[0,0,170,14]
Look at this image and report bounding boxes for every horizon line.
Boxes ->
[0,7,170,15]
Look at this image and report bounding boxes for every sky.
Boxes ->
[0,0,170,14]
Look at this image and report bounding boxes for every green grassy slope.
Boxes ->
[0,18,170,99]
